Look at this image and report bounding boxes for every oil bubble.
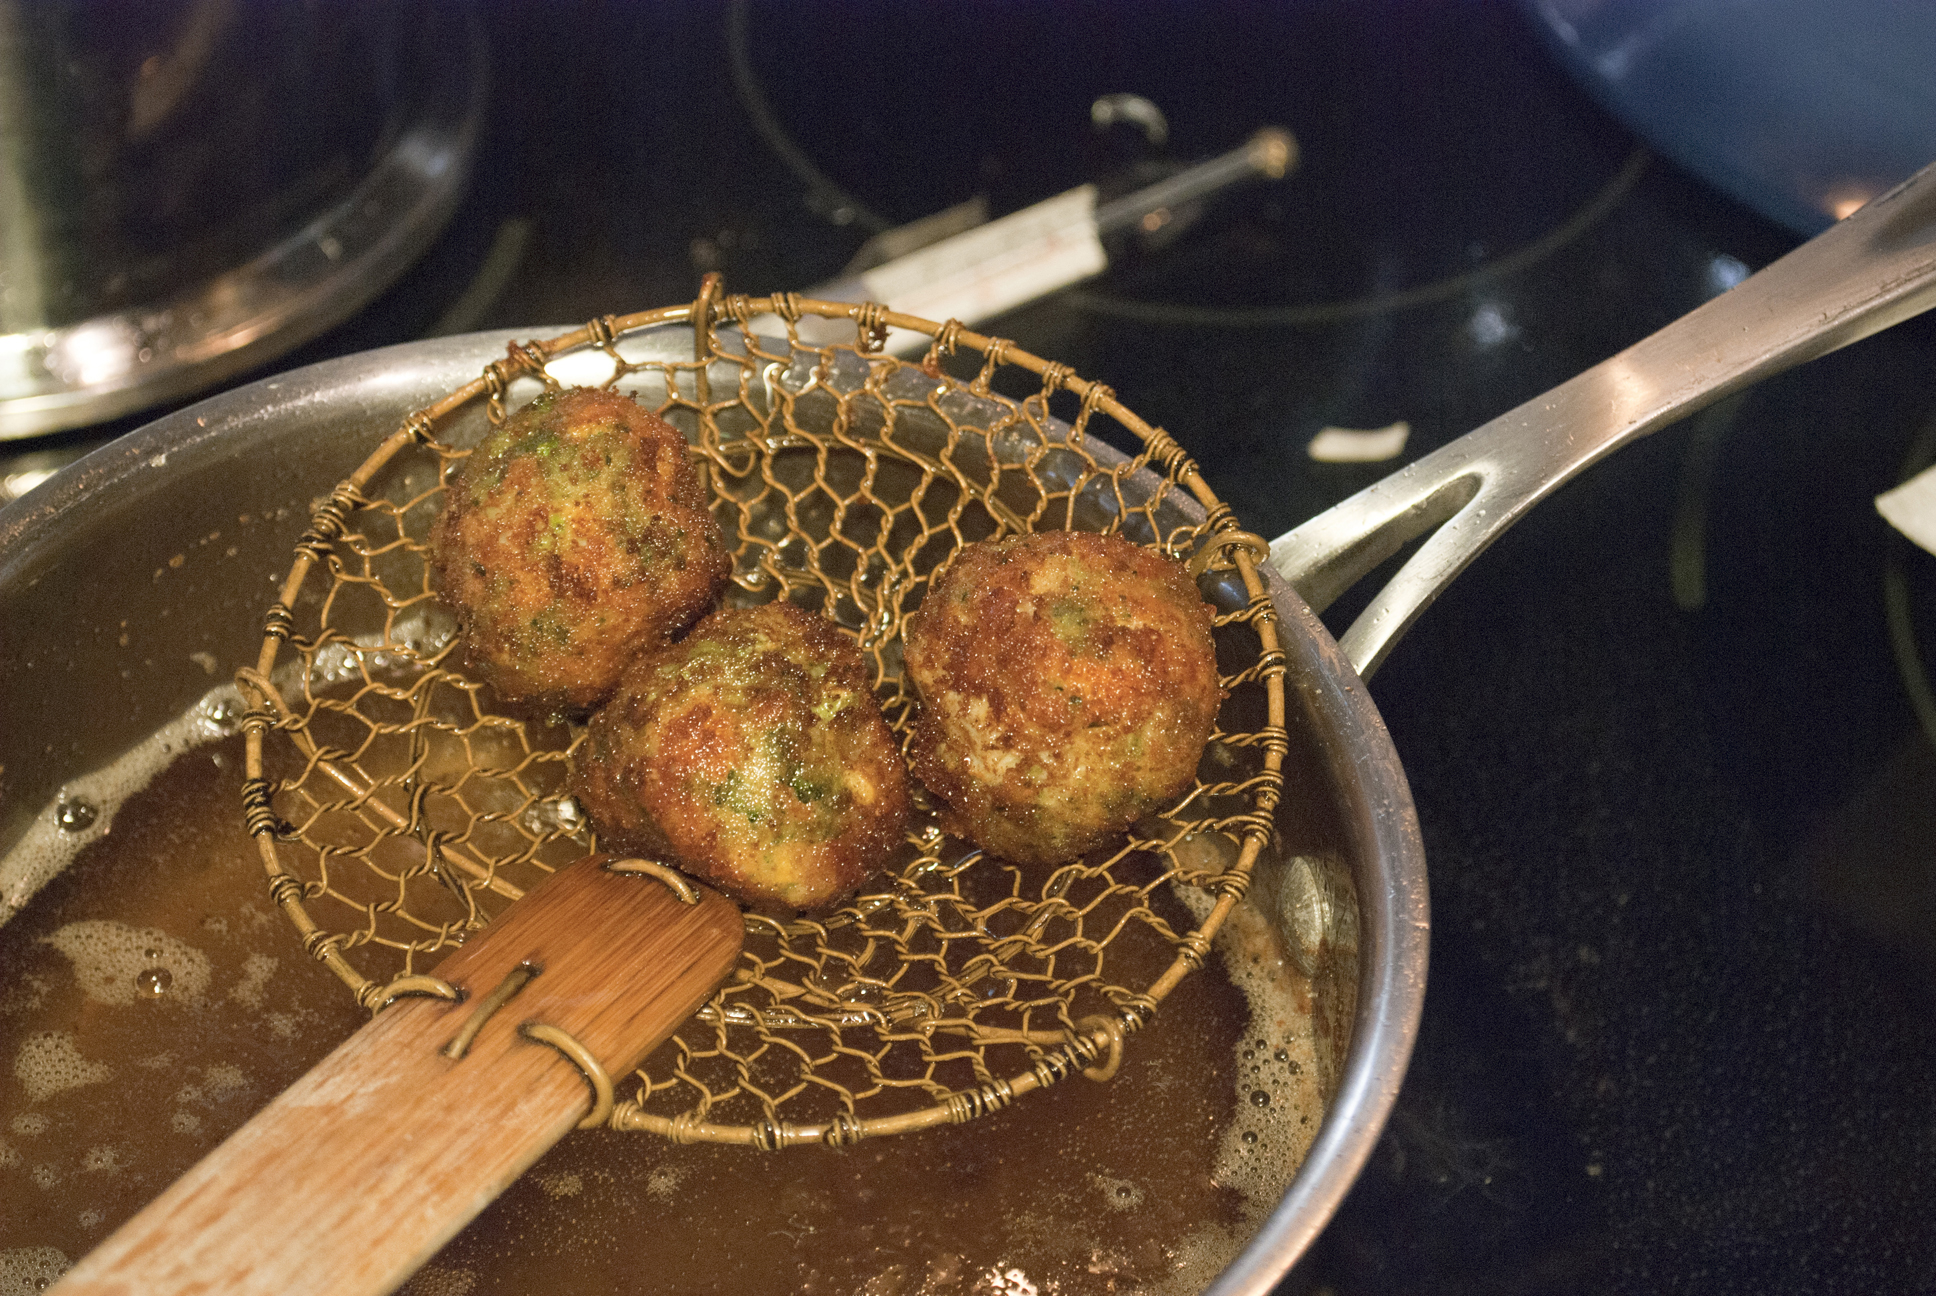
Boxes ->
[1249,1090,1270,1108]
[135,968,174,997]
[43,920,211,1006]
[55,799,98,832]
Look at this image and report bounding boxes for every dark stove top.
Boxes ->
[14,2,1936,1289]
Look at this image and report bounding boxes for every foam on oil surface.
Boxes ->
[1205,878,1332,1189]
[0,600,459,934]
[1153,836,1341,1296]
[402,1266,478,1296]
[0,1246,71,1294]
[0,685,245,928]
[42,921,212,1007]
[13,1032,112,1105]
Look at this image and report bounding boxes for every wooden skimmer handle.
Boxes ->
[51,854,745,1296]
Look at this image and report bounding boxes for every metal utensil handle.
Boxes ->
[797,126,1297,338]
[1092,127,1297,236]
[1269,158,1936,680]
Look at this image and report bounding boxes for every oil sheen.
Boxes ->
[0,695,1335,1295]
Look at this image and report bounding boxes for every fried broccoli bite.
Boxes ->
[572,601,910,912]
[429,386,730,712]
[904,529,1222,867]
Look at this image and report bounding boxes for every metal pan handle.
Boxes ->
[1268,158,1936,680]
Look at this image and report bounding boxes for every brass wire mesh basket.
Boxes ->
[237,282,1290,1148]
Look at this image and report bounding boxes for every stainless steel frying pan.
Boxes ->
[1,158,1932,1294]
[0,327,1421,1293]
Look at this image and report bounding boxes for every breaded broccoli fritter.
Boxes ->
[429,386,730,711]
[572,601,910,912]
[904,529,1222,866]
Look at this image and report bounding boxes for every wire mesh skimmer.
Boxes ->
[237,280,1290,1149]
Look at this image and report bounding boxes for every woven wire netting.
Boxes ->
[238,288,1290,1148]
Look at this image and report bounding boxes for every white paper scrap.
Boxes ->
[1307,422,1411,464]
[1877,462,1936,558]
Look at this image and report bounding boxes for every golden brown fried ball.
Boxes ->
[904,529,1222,866]
[572,601,910,912]
[429,387,730,712]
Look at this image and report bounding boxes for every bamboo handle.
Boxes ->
[51,854,745,1296]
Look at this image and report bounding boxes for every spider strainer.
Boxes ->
[236,280,1289,1149]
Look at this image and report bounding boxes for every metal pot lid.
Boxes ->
[0,1,485,441]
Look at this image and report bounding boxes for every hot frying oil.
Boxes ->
[0,722,1330,1294]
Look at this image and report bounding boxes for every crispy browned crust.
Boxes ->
[572,602,911,912]
[429,387,730,712]
[903,530,1222,866]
